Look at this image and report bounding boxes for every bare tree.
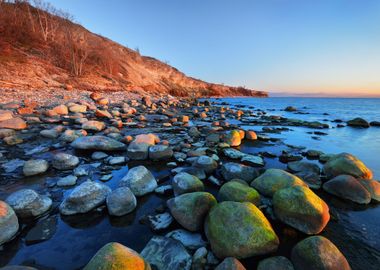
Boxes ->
[64,28,91,76]
[33,0,60,42]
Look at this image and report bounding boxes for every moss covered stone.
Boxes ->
[218,181,260,205]
[83,242,151,270]
[205,201,279,259]
[273,186,330,234]
[251,168,307,197]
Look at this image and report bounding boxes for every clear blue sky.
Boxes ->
[49,0,380,97]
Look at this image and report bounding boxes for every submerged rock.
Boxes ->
[323,175,371,204]
[257,256,294,270]
[218,181,260,205]
[59,181,111,215]
[291,236,350,270]
[251,169,307,197]
[106,187,137,216]
[141,236,192,270]
[5,189,52,218]
[119,166,157,196]
[71,136,126,151]
[323,152,372,179]
[0,201,19,245]
[205,201,279,259]
[273,186,330,234]
[23,159,49,176]
[84,242,151,270]
[167,192,217,231]
[347,117,370,128]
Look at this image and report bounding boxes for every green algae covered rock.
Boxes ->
[205,201,279,259]
[83,242,151,270]
[291,236,351,270]
[273,186,330,234]
[251,168,307,197]
[218,181,260,205]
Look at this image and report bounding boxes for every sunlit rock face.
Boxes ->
[0,200,19,245]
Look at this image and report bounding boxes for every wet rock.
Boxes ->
[166,229,207,250]
[141,236,192,270]
[221,162,258,183]
[287,161,321,189]
[205,201,279,259]
[147,212,173,231]
[155,185,173,195]
[0,201,19,245]
[95,109,112,118]
[57,175,77,187]
[0,118,27,130]
[2,159,25,173]
[215,257,246,270]
[167,192,217,231]
[59,129,87,142]
[172,172,204,196]
[128,134,159,160]
[0,128,16,139]
[251,169,307,197]
[149,145,173,160]
[3,135,23,145]
[119,166,157,196]
[23,159,49,176]
[83,242,150,270]
[347,117,370,128]
[6,189,52,218]
[257,256,294,270]
[323,175,371,204]
[59,181,111,215]
[193,155,218,173]
[106,187,137,216]
[25,215,57,244]
[245,130,257,140]
[40,128,60,139]
[82,120,105,132]
[323,152,372,179]
[291,236,350,270]
[0,110,13,121]
[218,180,260,205]
[69,104,87,113]
[91,151,108,160]
[285,106,297,112]
[52,153,79,170]
[107,156,126,165]
[223,148,245,159]
[192,247,208,270]
[273,186,330,234]
[241,154,265,167]
[357,178,380,202]
[370,121,380,127]
[71,136,126,151]
[225,130,241,147]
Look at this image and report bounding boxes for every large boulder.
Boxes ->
[167,192,217,231]
[291,236,351,270]
[71,136,126,151]
[218,181,260,205]
[357,178,380,202]
[257,256,294,270]
[119,166,157,196]
[323,175,371,204]
[23,159,49,176]
[52,153,79,170]
[221,162,258,183]
[6,189,52,218]
[83,242,151,270]
[273,186,330,234]
[140,236,192,270]
[347,117,369,128]
[106,187,137,216]
[172,172,204,196]
[0,201,19,245]
[205,201,279,259]
[215,257,246,270]
[59,181,111,215]
[148,145,173,160]
[127,134,159,160]
[323,153,372,179]
[193,156,218,174]
[251,169,307,197]
[225,130,241,147]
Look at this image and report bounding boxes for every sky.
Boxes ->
[48,0,380,97]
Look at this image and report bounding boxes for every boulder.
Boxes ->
[128,134,159,160]
[119,166,157,196]
[6,189,52,218]
[172,172,204,196]
[0,118,27,130]
[225,130,241,147]
[148,145,173,160]
[221,162,258,183]
[245,130,257,140]
[59,181,111,215]
[0,201,19,245]
[141,236,191,270]
[218,181,260,205]
[52,153,79,170]
[257,256,294,270]
[347,117,369,128]
[285,106,297,112]
[323,152,372,179]
[323,175,371,204]
[23,159,49,176]
[193,155,218,173]
[106,187,137,216]
[83,242,151,270]
[251,169,307,197]
[71,136,126,151]
[273,186,330,234]
[205,201,279,258]
[357,178,380,202]
[167,192,217,231]
[215,257,246,270]
[291,236,350,270]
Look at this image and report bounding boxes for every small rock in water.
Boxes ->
[92,151,108,160]
[23,159,49,176]
[119,166,157,196]
[172,172,204,196]
[106,187,137,216]
[71,136,126,151]
[57,175,77,187]
[146,212,173,231]
[52,153,79,171]
[25,215,57,245]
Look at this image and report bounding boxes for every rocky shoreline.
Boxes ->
[0,92,379,270]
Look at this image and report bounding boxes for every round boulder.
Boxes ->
[23,159,49,176]
[221,162,258,183]
[193,155,218,174]
[172,172,204,196]
[52,153,79,170]
[218,181,260,205]
[119,166,157,196]
[106,187,137,216]
[0,201,19,245]
[148,145,173,160]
